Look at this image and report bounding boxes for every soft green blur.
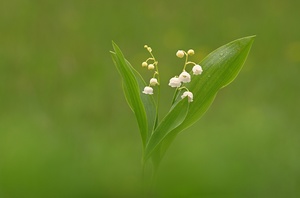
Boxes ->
[0,0,299,197]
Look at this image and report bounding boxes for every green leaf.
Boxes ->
[124,59,157,137]
[178,35,255,131]
[144,97,189,161]
[110,42,157,147]
[147,36,255,164]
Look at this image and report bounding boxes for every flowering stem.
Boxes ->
[186,61,196,66]
[183,52,189,71]
[146,57,155,62]
[178,86,190,92]
[147,48,160,125]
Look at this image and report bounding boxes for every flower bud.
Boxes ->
[187,49,195,56]
[176,50,185,58]
[142,62,148,67]
[148,64,155,70]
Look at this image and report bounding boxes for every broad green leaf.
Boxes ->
[178,36,255,131]
[124,59,157,138]
[144,97,189,161]
[148,36,255,164]
[111,42,157,147]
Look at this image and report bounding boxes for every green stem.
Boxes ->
[142,160,157,196]
[183,52,189,71]
[148,51,160,129]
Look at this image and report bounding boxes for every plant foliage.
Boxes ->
[110,36,255,167]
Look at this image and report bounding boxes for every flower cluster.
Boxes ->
[168,49,203,102]
[141,45,159,95]
[141,46,203,103]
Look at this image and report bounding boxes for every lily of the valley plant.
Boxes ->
[110,36,255,171]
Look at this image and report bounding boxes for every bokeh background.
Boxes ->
[0,0,299,197]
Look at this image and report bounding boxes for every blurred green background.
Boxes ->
[0,0,299,197]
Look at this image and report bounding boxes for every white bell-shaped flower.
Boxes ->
[181,91,193,102]
[150,78,159,86]
[179,71,191,83]
[192,65,203,75]
[168,77,181,88]
[142,86,153,95]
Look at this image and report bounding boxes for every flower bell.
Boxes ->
[142,86,153,95]
[150,78,159,86]
[192,65,203,75]
[181,91,193,102]
[179,71,191,83]
[168,77,181,88]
